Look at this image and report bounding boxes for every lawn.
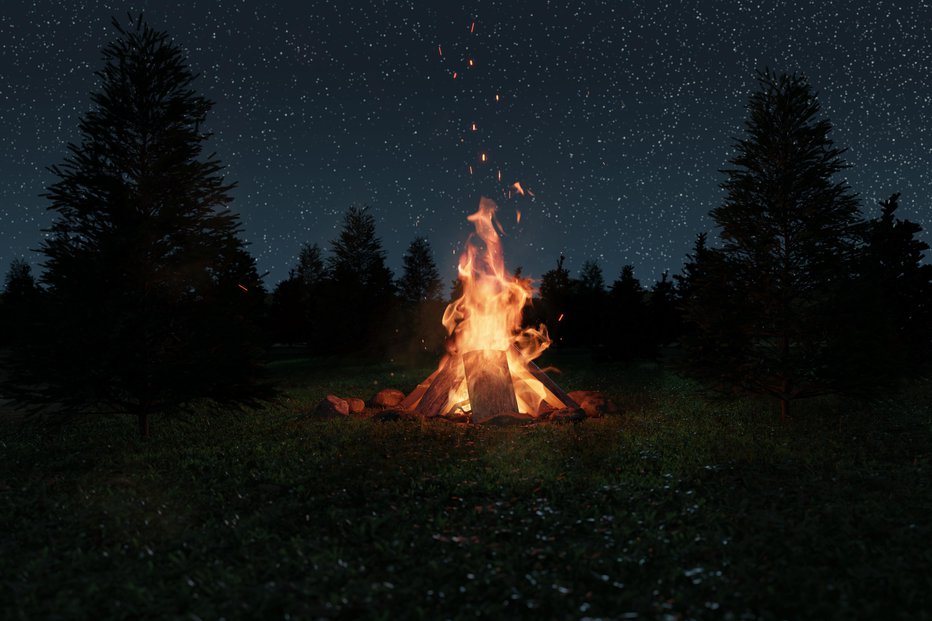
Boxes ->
[1,353,930,620]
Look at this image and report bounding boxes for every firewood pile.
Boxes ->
[309,384,616,426]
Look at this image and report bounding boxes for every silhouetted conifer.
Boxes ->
[603,265,649,359]
[539,255,574,346]
[321,205,396,354]
[862,193,932,367]
[5,16,271,437]
[577,260,607,350]
[647,272,680,352]
[682,70,874,419]
[396,237,445,359]
[1,259,42,347]
[398,237,442,304]
[296,243,327,287]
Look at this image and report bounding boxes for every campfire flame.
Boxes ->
[435,197,560,417]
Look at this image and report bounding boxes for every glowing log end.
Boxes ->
[463,350,519,423]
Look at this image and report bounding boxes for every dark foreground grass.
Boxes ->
[1,354,931,620]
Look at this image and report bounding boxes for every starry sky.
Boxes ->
[1,0,930,288]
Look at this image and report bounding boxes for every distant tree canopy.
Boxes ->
[679,70,883,417]
[4,16,271,437]
[1,259,42,347]
[862,193,932,366]
[270,206,398,355]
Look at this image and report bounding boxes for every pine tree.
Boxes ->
[647,272,680,352]
[607,265,649,359]
[396,237,445,359]
[398,237,442,304]
[863,193,932,366]
[327,206,394,298]
[684,70,869,419]
[6,16,271,436]
[539,255,574,346]
[576,260,607,349]
[296,243,327,287]
[1,259,42,347]
[321,205,396,353]
[269,243,328,347]
[673,233,709,308]
[578,260,605,293]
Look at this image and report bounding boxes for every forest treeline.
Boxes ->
[1,17,931,433]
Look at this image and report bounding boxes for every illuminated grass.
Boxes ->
[1,356,930,619]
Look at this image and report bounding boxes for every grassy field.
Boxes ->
[1,353,931,620]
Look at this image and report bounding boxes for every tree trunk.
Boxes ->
[138,412,151,439]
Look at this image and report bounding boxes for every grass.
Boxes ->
[1,353,930,620]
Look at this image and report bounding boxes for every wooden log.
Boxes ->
[414,356,464,418]
[510,345,580,410]
[525,360,580,409]
[398,368,440,410]
[463,349,519,424]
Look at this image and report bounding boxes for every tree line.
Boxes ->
[1,17,930,435]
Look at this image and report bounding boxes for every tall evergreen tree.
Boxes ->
[576,260,607,349]
[5,16,271,436]
[683,70,870,419]
[606,265,649,359]
[538,255,574,346]
[320,205,396,353]
[647,271,680,351]
[327,206,394,298]
[398,237,442,304]
[396,237,445,359]
[1,259,42,347]
[268,242,328,347]
[296,242,327,287]
[578,260,605,293]
[2,259,39,301]
[863,193,932,366]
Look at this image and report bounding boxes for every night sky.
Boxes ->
[2,1,930,288]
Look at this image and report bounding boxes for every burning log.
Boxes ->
[398,368,439,410]
[414,356,464,418]
[463,349,519,423]
[524,358,581,410]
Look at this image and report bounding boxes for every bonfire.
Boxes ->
[314,197,613,424]
[397,197,585,424]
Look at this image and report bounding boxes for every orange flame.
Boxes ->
[433,198,558,416]
[512,181,525,195]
